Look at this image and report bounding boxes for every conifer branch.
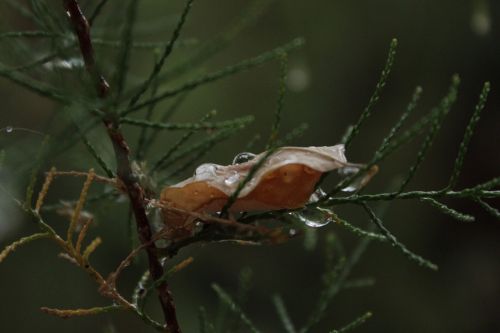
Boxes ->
[62,1,181,331]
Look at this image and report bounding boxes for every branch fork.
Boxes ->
[62,1,180,331]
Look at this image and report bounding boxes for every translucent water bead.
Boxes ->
[308,187,328,203]
[338,165,364,192]
[232,152,256,164]
[290,207,333,228]
[224,170,240,186]
[194,163,219,179]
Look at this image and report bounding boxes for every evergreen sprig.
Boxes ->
[361,203,438,270]
[212,284,261,333]
[120,37,305,115]
[128,0,195,107]
[342,38,398,148]
[446,81,490,189]
[330,312,373,333]
[149,110,217,175]
[0,1,498,332]
[273,295,297,333]
[120,115,254,131]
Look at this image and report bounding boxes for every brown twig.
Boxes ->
[30,210,132,309]
[35,167,56,212]
[107,233,163,289]
[75,217,93,254]
[63,1,180,331]
[152,200,265,232]
[40,305,122,318]
[50,170,117,185]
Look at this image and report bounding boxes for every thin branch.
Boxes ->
[35,167,56,212]
[330,312,372,333]
[89,0,110,26]
[149,110,217,174]
[446,81,490,189]
[40,305,122,318]
[51,170,115,185]
[212,284,261,333]
[343,38,398,148]
[67,169,95,243]
[396,75,460,193]
[62,1,181,331]
[128,0,195,107]
[0,232,50,264]
[113,0,139,99]
[120,115,254,131]
[266,52,288,149]
[420,197,475,222]
[361,202,438,270]
[273,295,296,333]
[475,198,500,220]
[321,188,499,206]
[121,38,305,116]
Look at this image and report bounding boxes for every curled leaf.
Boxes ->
[160,145,362,231]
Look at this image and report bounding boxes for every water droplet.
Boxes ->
[195,221,203,227]
[65,10,71,18]
[308,187,327,203]
[289,228,297,236]
[136,282,145,295]
[232,152,256,164]
[338,166,364,192]
[194,163,218,179]
[224,171,240,186]
[341,185,357,192]
[338,166,360,176]
[5,126,14,133]
[290,207,333,228]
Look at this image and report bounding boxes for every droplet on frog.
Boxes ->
[289,228,297,236]
[290,207,333,228]
[232,152,256,164]
[194,163,218,179]
[308,187,327,203]
[5,126,13,133]
[224,171,240,186]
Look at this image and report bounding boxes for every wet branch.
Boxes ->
[62,1,180,331]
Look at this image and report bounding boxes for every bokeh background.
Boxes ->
[1,0,499,332]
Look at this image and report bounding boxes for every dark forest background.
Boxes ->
[1,0,499,332]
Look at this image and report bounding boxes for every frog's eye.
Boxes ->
[159,145,373,232]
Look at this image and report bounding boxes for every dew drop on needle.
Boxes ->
[290,207,333,228]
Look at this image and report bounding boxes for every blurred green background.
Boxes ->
[1,0,499,332]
